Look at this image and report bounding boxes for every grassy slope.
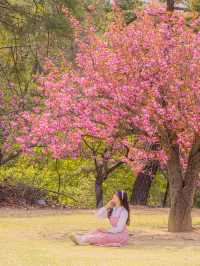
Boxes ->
[0,208,200,266]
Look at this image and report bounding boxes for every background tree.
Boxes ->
[167,0,175,10]
[35,6,200,232]
[0,0,85,167]
[4,0,200,218]
[83,138,129,207]
[131,160,160,205]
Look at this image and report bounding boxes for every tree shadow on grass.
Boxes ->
[127,227,200,249]
[40,227,200,250]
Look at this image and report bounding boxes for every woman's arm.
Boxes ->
[107,209,128,234]
[96,206,108,218]
[96,200,113,218]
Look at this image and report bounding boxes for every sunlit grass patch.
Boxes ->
[0,208,199,266]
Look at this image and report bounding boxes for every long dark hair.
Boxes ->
[108,190,130,225]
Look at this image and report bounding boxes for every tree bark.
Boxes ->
[168,186,194,232]
[166,142,197,232]
[55,159,61,203]
[95,177,103,208]
[162,180,169,207]
[131,160,159,205]
[167,0,175,11]
[131,172,153,205]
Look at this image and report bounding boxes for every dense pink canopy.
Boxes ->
[17,7,200,174]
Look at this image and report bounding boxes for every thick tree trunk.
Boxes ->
[166,143,196,232]
[131,160,159,205]
[168,187,194,232]
[95,178,103,208]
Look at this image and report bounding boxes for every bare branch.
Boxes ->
[107,161,124,175]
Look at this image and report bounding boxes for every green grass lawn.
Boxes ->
[0,207,200,266]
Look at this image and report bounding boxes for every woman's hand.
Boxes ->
[105,200,114,209]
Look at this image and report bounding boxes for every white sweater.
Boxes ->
[97,206,128,234]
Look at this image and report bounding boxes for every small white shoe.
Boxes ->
[69,234,80,245]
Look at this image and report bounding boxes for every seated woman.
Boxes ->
[69,190,130,247]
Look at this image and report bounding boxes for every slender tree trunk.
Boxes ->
[55,159,61,203]
[131,160,159,205]
[0,150,3,165]
[167,0,175,11]
[162,180,169,207]
[95,177,103,208]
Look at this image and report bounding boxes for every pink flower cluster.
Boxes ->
[17,7,200,174]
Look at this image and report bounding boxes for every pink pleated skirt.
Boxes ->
[84,228,129,247]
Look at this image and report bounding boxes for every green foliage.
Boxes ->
[0,156,93,207]
[119,0,143,10]
[104,164,134,203]
[0,154,135,208]
[148,172,168,207]
[0,0,86,110]
[119,0,143,24]
[81,0,114,32]
[187,0,200,11]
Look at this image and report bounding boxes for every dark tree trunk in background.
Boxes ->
[55,159,62,203]
[0,150,3,165]
[131,160,159,205]
[162,180,169,207]
[131,172,153,205]
[95,177,104,208]
[167,0,175,11]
